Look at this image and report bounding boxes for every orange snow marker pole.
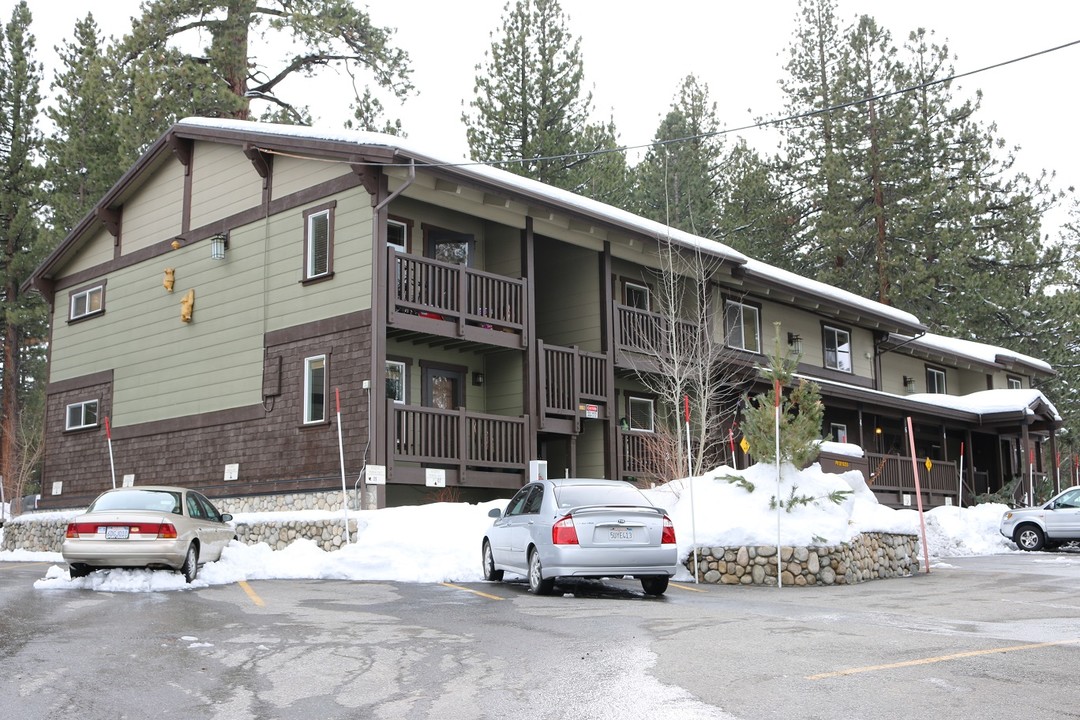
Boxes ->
[906,416,931,574]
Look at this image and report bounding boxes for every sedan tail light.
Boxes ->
[552,515,579,545]
[156,523,178,539]
[661,515,676,544]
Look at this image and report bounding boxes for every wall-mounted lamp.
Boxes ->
[875,427,883,435]
[472,372,484,386]
[210,232,229,260]
[902,375,914,387]
[787,332,802,353]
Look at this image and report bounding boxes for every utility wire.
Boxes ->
[338,38,1080,171]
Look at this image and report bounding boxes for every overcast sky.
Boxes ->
[8,1,1080,234]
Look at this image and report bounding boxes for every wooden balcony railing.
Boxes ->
[617,431,667,484]
[615,304,701,360]
[538,341,608,420]
[866,452,960,505]
[392,404,529,471]
[389,250,526,344]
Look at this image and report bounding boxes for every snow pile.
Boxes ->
[3,462,1024,593]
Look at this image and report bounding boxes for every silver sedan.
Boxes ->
[482,478,679,595]
[62,486,236,583]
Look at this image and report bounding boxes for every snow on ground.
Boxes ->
[1,462,1025,593]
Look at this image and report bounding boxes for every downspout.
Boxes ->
[374,159,416,213]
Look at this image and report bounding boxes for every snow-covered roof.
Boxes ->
[898,332,1053,375]
[177,117,925,332]
[905,388,1061,422]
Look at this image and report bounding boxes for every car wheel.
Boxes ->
[1015,524,1045,551]
[482,540,503,582]
[640,576,669,595]
[527,549,554,596]
[181,543,199,583]
[68,564,93,579]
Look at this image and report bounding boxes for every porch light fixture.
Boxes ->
[902,375,914,387]
[472,372,484,386]
[210,232,229,260]
[787,332,802,353]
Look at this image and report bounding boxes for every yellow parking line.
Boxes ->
[807,639,1080,680]
[670,582,708,593]
[442,582,504,600]
[0,561,54,570]
[238,580,265,606]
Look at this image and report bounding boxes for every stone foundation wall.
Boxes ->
[686,533,919,586]
[0,489,363,554]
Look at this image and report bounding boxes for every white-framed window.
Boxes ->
[627,396,654,432]
[823,325,852,372]
[304,205,334,280]
[1007,375,1023,390]
[830,423,848,443]
[624,281,650,311]
[66,399,99,430]
[386,360,406,404]
[387,219,408,253]
[69,285,104,321]
[724,300,760,353]
[926,366,947,394]
[304,355,327,424]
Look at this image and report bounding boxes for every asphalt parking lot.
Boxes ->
[2,553,1078,719]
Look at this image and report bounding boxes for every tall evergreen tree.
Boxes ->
[464,0,624,195]
[630,75,725,236]
[0,1,46,507]
[115,0,413,160]
[43,13,122,245]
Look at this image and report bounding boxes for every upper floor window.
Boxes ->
[624,281,650,311]
[386,360,407,404]
[830,423,848,443]
[304,355,327,424]
[387,218,409,253]
[724,300,761,353]
[1007,375,1023,390]
[627,396,654,432]
[823,325,852,372]
[926,366,947,394]
[303,203,335,281]
[69,284,104,321]
[66,399,99,431]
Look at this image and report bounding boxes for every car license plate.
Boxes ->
[104,526,130,540]
[609,528,633,541]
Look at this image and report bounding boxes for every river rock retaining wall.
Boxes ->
[687,533,919,586]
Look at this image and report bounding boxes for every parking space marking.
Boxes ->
[670,582,708,593]
[806,639,1080,680]
[0,561,53,571]
[238,580,265,606]
[441,582,505,600]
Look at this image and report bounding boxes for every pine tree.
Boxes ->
[0,1,46,508]
[740,325,824,466]
[114,0,414,159]
[463,0,619,193]
[630,75,725,236]
[42,13,122,245]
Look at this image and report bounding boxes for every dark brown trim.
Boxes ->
[51,174,365,293]
[47,369,114,395]
[110,404,265,441]
[264,310,369,346]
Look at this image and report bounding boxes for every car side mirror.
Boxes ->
[221,513,234,522]
[488,508,502,518]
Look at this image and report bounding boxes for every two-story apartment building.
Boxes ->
[28,119,1061,511]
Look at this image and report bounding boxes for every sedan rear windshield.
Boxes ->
[553,484,652,509]
[89,489,183,514]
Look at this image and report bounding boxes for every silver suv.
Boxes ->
[1000,486,1080,551]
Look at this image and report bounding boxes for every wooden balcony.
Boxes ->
[388,250,527,348]
[615,304,701,370]
[391,404,530,487]
[866,452,960,507]
[617,430,667,485]
[538,341,608,432]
